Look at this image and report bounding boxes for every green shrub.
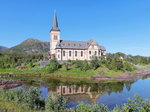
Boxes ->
[0,87,45,110]
[24,87,45,110]
[112,94,150,112]
[64,62,69,71]
[48,58,61,73]
[45,94,67,112]
[90,56,100,70]
[81,60,90,71]
[72,103,109,112]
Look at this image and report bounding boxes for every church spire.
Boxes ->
[51,11,60,31]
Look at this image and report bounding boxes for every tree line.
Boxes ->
[0,52,150,73]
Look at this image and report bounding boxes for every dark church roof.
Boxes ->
[56,40,106,50]
[99,46,106,51]
[50,11,60,31]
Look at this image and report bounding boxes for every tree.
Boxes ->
[81,60,90,71]
[48,58,61,73]
[64,62,69,71]
[90,56,100,70]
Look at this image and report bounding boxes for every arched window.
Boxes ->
[101,51,104,56]
[69,51,71,56]
[54,35,58,40]
[75,51,77,57]
[81,87,84,92]
[95,51,97,55]
[63,88,65,94]
[63,51,65,56]
[89,51,91,55]
[81,51,83,57]
[98,51,101,55]
[69,88,72,93]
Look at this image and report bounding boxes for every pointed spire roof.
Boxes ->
[51,11,60,31]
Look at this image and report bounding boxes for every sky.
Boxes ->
[0,0,150,56]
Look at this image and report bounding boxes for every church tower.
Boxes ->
[50,11,60,55]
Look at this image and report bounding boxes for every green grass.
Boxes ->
[0,66,130,78]
[0,67,48,75]
[134,64,150,70]
[0,100,43,112]
[52,67,124,77]
[53,68,97,77]
[1,64,148,78]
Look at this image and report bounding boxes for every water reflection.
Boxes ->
[11,75,150,108]
[34,80,134,105]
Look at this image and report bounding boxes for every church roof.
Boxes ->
[99,45,106,51]
[50,11,60,31]
[56,40,106,50]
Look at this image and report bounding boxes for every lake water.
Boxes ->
[10,75,150,109]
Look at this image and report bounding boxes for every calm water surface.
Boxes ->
[11,75,150,109]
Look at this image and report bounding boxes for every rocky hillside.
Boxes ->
[5,38,50,54]
[0,46,8,51]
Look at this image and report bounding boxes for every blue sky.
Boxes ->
[0,0,150,56]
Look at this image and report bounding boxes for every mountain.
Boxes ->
[5,38,50,54]
[0,46,8,51]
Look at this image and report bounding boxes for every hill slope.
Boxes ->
[5,38,50,54]
[0,46,8,51]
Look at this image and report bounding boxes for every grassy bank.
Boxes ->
[0,67,125,77]
[0,53,150,79]
[135,64,150,70]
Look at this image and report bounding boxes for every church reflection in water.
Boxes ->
[55,85,102,103]
[46,81,133,104]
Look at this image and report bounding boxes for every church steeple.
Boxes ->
[50,11,60,56]
[51,11,60,31]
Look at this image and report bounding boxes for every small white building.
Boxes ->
[50,12,106,61]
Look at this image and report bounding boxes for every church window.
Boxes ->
[98,51,101,55]
[69,51,71,56]
[58,54,60,58]
[75,88,78,93]
[63,51,65,56]
[81,51,83,57]
[69,88,72,93]
[75,51,77,57]
[63,88,65,94]
[81,87,84,92]
[89,51,91,55]
[95,51,97,55]
[54,35,58,40]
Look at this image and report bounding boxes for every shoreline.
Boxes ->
[0,79,22,89]
[0,69,150,89]
[0,69,150,82]
[92,69,150,81]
